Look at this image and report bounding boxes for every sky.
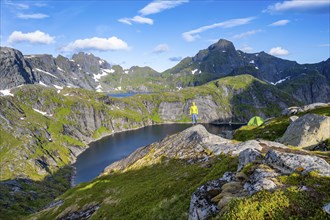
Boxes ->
[1,0,329,72]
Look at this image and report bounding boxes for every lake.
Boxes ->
[72,123,241,185]
[108,92,153,98]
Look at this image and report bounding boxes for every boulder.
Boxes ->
[264,149,330,176]
[231,140,263,155]
[188,179,224,220]
[243,165,280,195]
[188,172,236,220]
[237,148,263,171]
[278,114,330,147]
[282,103,330,115]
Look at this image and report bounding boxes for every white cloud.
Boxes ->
[8,30,55,44]
[61,37,129,52]
[240,46,253,52]
[139,0,188,16]
[118,16,153,25]
[119,0,188,26]
[118,18,133,25]
[5,1,29,9]
[182,17,255,42]
[17,13,49,19]
[265,0,330,13]
[153,44,169,53]
[269,19,290,26]
[269,47,289,56]
[233,29,261,39]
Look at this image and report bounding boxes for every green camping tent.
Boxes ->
[247,116,264,126]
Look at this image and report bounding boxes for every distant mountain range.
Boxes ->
[1,39,329,104]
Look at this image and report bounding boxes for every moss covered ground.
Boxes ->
[220,172,330,220]
[233,106,330,142]
[30,156,238,220]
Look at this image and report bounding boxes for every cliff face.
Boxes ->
[0,86,153,181]
[0,47,35,89]
[278,72,330,104]
[157,75,299,123]
[0,74,299,181]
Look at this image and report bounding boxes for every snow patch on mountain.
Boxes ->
[57,67,65,72]
[101,68,115,74]
[35,68,58,78]
[93,72,108,82]
[33,108,52,117]
[39,81,48,87]
[0,89,14,97]
[192,69,198,75]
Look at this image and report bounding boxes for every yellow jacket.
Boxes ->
[190,103,198,115]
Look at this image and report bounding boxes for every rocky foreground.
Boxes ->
[30,110,330,219]
[102,123,330,219]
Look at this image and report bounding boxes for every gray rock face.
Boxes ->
[279,114,330,147]
[231,140,263,156]
[158,101,186,121]
[188,179,224,220]
[282,103,330,115]
[0,47,112,91]
[279,72,330,104]
[157,95,232,123]
[237,148,263,171]
[103,125,235,174]
[103,145,152,173]
[265,150,330,176]
[243,165,280,195]
[0,47,35,89]
[57,204,100,220]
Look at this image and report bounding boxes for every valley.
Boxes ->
[0,39,329,220]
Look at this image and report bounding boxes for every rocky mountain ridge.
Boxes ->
[164,39,329,84]
[162,39,330,104]
[1,39,329,104]
[0,47,161,93]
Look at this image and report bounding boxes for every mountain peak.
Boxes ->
[208,39,236,52]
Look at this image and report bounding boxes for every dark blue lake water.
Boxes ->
[73,123,241,185]
[108,92,152,98]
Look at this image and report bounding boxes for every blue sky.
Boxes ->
[1,0,329,72]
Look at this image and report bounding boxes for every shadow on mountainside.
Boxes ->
[0,165,73,220]
[209,75,300,124]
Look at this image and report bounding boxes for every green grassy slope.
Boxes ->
[0,74,302,219]
[30,156,238,220]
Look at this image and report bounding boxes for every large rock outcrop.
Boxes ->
[0,47,130,92]
[0,47,35,89]
[101,124,330,220]
[278,113,330,147]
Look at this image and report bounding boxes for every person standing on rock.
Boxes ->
[190,102,198,125]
